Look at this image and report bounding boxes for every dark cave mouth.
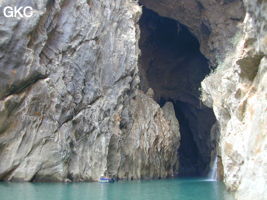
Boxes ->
[138,7,217,177]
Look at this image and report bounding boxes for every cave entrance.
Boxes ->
[138,7,217,177]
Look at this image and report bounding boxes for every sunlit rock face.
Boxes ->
[107,91,180,180]
[0,0,179,182]
[202,1,267,199]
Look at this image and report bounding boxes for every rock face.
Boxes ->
[201,1,267,200]
[107,92,180,179]
[141,0,267,199]
[0,0,180,181]
[0,0,266,200]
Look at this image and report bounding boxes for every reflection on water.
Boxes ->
[0,178,234,200]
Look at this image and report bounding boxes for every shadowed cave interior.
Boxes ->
[138,7,217,177]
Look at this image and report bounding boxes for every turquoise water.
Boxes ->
[0,178,234,200]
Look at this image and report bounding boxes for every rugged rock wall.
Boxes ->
[0,0,266,199]
[141,0,266,199]
[0,0,180,181]
[107,92,180,179]
[202,1,267,199]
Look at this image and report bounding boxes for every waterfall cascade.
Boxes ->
[208,156,218,181]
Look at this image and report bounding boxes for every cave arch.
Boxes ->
[138,7,217,177]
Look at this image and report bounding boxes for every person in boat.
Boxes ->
[99,173,115,183]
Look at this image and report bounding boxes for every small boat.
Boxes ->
[98,176,115,183]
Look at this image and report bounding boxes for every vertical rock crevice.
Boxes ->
[138,6,217,177]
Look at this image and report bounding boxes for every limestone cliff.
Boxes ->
[0,0,266,200]
[0,0,179,181]
[140,0,267,199]
[202,1,267,200]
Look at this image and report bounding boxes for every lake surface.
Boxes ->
[0,178,234,200]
